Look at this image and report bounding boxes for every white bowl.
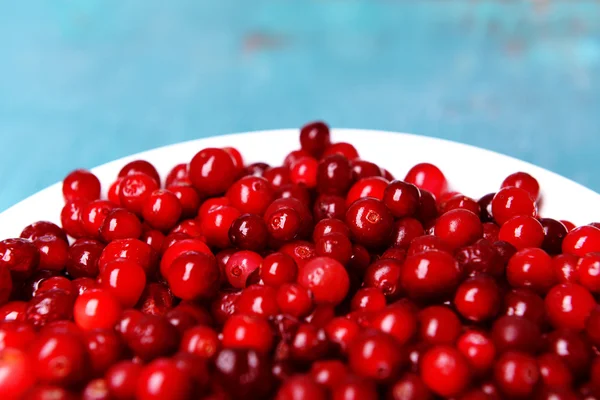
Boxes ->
[1,129,599,240]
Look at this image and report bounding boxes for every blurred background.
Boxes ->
[1,1,599,212]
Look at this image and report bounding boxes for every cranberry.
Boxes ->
[99,208,142,242]
[0,301,27,322]
[440,194,481,216]
[172,352,210,395]
[316,154,353,196]
[0,348,36,398]
[289,156,318,188]
[577,252,600,293]
[141,229,165,254]
[167,184,201,219]
[0,238,40,280]
[108,178,123,206]
[117,173,159,216]
[137,283,174,316]
[105,361,142,400]
[351,287,386,313]
[454,275,501,321]
[188,148,238,195]
[491,187,537,225]
[222,314,273,353]
[387,373,432,400]
[313,194,347,221]
[26,289,74,328]
[200,205,241,248]
[244,162,270,178]
[0,320,36,351]
[60,199,87,238]
[261,252,298,287]
[312,218,349,241]
[136,358,192,400]
[315,232,352,264]
[118,160,160,184]
[225,176,274,216]
[275,183,311,206]
[382,181,420,218]
[36,276,75,297]
[179,325,219,359]
[66,239,103,278]
[84,329,123,376]
[493,351,539,398]
[263,166,291,188]
[537,353,572,390]
[214,348,274,398]
[165,163,190,186]
[62,169,101,202]
[332,376,378,400]
[491,315,541,353]
[416,191,438,225]
[276,283,313,318]
[544,329,592,378]
[99,259,146,307]
[167,251,219,300]
[297,256,349,305]
[159,238,212,278]
[348,329,404,382]
[211,290,240,325]
[229,214,268,251]
[503,288,546,325]
[140,189,182,231]
[289,323,329,362]
[98,238,156,275]
[369,303,416,345]
[420,345,471,397]
[82,379,111,400]
[363,258,402,298]
[74,289,121,331]
[0,269,11,306]
[539,218,568,255]
[418,305,461,345]
[562,225,600,256]
[346,176,388,206]
[29,332,88,386]
[351,159,383,181]
[236,285,278,318]
[435,209,483,249]
[389,218,422,249]
[265,207,302,241]
[407,235,452,256]
[552,254,579,283]
[21,221,68,243]
[482,222,500,242]
[498,215,544,250]
[125,314,179,361]
[501,172,540,201]
[323,141,359,160]
[507,247,555,293]
[404,163,447,199]
[300,121,330,157]
[224,250,262,289]
[401,250,461,300]
[346,197,393,248]
[545,283,596,330]
[224,146,244,168]
[457,330,496,372]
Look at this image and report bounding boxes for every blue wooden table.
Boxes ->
[1,1,599,212]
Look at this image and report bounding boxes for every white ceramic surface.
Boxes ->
[1,129,599,240]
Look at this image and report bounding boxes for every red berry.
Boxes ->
[236,285,278,318]
[159,238,212,278]
[457,330,496,372]
[577,252,600,293]
[200,205,241,248]
[503,288,546,325]
[540,218,568,255]
[401,250,461,300]
[98,259,146,307]
[0,348,35,398]
[100,208,142,242]
[67,239,104,278]
[348,330,405,382]
[346,197,394,248]
[84,329,123,376]
[276,283,313,317]
[29,332,88,386]
[62,169,101,202]
[21,221,68,243]
[491,315,541,353]
[221,314,273,353]
[74,289,122,331]
[552,253,579,283]
[300,121,331,157]
[226,176,275,215]
[363,258,403,299]
[214,348,274,398]
[404,163,447,199]
[98,238,156,276]
[346,176,388,206]
[545,283,596,330]
[420,345,471,397]
[189,148,238,196]
[276,375,327,400]
[225,250,262,289]
[180,325,220,359]
[383,180,420,218]
[167,251,220,300]
[118,173,159,216]
[491,187,536,225]
[229,214,269,251]
[167,184,201,219]
[142,189,182,231]
[562,225,600,257]
[80,200,116,239]
[136,359,192,400]
[105,361,142,400]
[26,289,74,328]
[454,275,501,321]
[61,199,87,238]
[324,142,360,160]
[435,209,483,249]
[263,166,291,188]
[297,256,349,305]
[387,373,432,400]
[507,247,555,293]
[493,351,539,398]
[165,163,190,186]
[537,353,572,390]
[260,252,298,287]
[0,238,40,280]
[501,172,540,201]
[351,287,387,313]
[498,215,544,250]
[118,160,160,185]
[315,232,353,264]
[316,154,353,196]
[418,305,461,345]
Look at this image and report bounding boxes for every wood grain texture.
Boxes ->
[0,1,599,211]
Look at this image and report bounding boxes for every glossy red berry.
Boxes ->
[99,208,142,242]
[300,121,331,157]
[324,142,359,160]
[0,238,40,280]
[348,330,405,382]
[493,351,539,398]
[105,361,142,400]
[351,287,387,312]
[544,329,591,378]
[316,154,353,196]
[457,330,496,372]
[290,157,318,188]
[315,232,353,264]
[236,285,278,318]
[26,289,74,328]
[119,173,159,216]
[501,172,540,201]
[74,289,122,331]
[225,250,262,289]
[80,200,116,239]
[454,275,501,321]
[118,160,160,184]
[552,253,579,283]
[420,345,471,397]
[370,303,417,346]
[136,358,192,400]
[491,187,536,225]
[540,218,568,255]
[276,375,327,400]
[0,348,36,398]
[84,329,123,376]
[62,169,101,202]
[180,325,220,359]
[404,163,447,199]
[507,247,555,293]
[346,197,394,248]
[363,258,403,299]
[434,209,483,249]
[297,256,349,305]
[545,283,596,330]
[159,238,212,278]
[141,189,182,231]
[418,305,461,345]
[226,176,274,215]
[537,353,572,390]
[491,315,541,353]
[98,259,146,307]
[189,148,238,196]
[276,283,313,317]
[200,205,241,248]
[221,314,273,353]
[21,221,68,243]
[29,332,88,386]
[60,199,87,238]
[346,176,388,206]
[260,252,298,287]
[401,250,461,300]
[167,251,220,300]
[577,252,600,293]
[562,225,600,257]
[503,288,546,325]
[498,215,544,250]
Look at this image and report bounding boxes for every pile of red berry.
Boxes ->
[1,122,600,400]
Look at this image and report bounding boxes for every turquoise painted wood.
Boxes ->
[1,1,599,212]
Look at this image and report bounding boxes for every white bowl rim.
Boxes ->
[1,128,599,240]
